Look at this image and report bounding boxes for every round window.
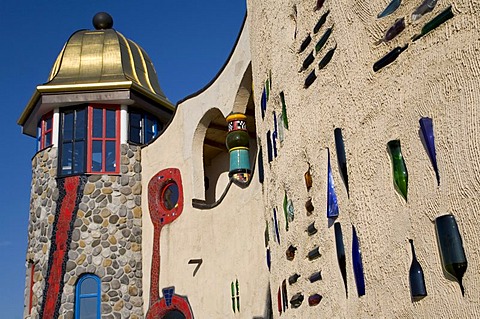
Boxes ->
[162,182,179,210]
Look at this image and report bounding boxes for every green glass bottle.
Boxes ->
[412,6,454,41]
[387,140,408,201]
[280,92,289,130]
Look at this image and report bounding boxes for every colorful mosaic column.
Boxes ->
[226,113,251,185]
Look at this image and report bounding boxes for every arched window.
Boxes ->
[75,274,101,319]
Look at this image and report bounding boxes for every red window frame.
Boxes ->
[87,105,120,174]
[38,112,53,150]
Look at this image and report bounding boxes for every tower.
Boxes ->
[19,13,175,319]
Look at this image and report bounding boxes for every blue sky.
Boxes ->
[0,1,246,317]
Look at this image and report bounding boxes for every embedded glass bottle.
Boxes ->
[307,222,317,236]
[308,247,321,261]
[290,293,304,308]
[309,271,322,283]
[352,225,366,296]
[305,164,313,190]
[435,214,468,296]
[377,0,401,18]
[419,117,440,185]
[373,44,408,72]
[409,239,427,300]
[308,294,322,306]
[288,273,301,285]
[387,140,408,201]
[327,148,339,218]
[412,6,454,41]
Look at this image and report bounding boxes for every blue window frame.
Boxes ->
[75,274,101,319]
[129,109,162,145]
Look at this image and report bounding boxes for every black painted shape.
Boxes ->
[301,51,315,71]
[188,259,203,277]
[266,131,273,163]
[304,70,317,88]
[314,10,330,34]
[318,45,337,70]
[258,146,264,183]
[315,26,333,54]
[334,128,349,197]
[334,222,348,298]
[299,34,312,53]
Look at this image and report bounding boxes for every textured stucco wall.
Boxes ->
[247,0,480,317]
[141,19,271,318]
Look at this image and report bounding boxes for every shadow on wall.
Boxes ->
[253,283,274,319]
[192,64,257,206]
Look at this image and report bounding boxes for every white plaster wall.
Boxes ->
[141,20,271,318]
[248,0,480,317]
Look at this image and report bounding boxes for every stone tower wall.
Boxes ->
[24,145,144,319]
[24,147,58,319]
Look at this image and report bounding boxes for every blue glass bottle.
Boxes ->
[352,225,365,296]
[419,117,440,185]
[327,148,339,218]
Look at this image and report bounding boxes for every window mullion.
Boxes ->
[103,108,106,172]
[87,106,93,173]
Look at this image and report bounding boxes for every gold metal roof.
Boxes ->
[19,26,174,128]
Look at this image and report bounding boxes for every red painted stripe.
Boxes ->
[42,176,80,319]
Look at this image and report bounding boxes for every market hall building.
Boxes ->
[19,1,480,318]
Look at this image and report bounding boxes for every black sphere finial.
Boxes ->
[93,12,114,30]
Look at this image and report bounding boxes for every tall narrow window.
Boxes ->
[60,108,87,175]
[37,112,53,151]
[75,274,101,319]
[129,109,162,145]
[88,106,119,173]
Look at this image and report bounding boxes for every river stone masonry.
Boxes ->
[24,146,58,319]
[24,145,144,319]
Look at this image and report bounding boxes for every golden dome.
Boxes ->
[46,28,172,108]
[19,14,175,136]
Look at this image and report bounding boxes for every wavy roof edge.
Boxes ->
[176,12,248,107]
